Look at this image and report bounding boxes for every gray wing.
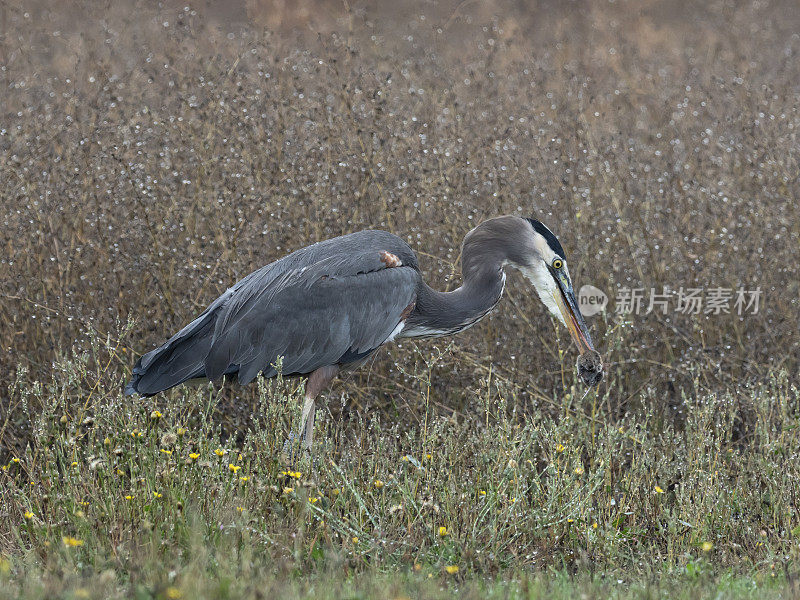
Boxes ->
[203,250,419,383]
[126,231,419,396]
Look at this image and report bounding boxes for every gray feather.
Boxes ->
[126,230,420,396]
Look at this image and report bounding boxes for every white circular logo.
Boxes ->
[578,285,608,317]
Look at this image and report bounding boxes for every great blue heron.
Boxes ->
[126,215,602,450]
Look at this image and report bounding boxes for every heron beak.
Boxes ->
[551,270,595,355]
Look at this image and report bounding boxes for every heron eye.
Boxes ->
[552,258,563,270]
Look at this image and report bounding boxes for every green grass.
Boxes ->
[0,566,793,600]
[1,330,799,598]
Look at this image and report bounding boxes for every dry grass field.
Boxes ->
[1,0,799,597]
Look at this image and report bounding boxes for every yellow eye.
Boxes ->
[552,258,563,270]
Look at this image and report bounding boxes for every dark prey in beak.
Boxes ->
[577,350,603,387]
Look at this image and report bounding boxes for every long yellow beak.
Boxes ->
[551,271,595,355]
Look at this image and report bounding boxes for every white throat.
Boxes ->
[518,262,566,327]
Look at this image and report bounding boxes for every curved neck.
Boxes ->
[404,217,529,337]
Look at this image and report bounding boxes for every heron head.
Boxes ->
[515,218,601,383]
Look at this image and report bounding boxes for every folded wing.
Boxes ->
[126,239,419,396]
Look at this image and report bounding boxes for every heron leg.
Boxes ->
[300,395,316,451]
[298,365,339,454]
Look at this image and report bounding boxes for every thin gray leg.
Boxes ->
[287,365,339,461]
[300,395,317,451]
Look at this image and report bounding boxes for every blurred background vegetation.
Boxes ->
[1,1,800,595]
[1,0,798,455]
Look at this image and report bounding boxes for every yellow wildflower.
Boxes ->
[425,453,432,460]
[309,497,319,504]
[160,449,173,455]
[479,490,486,496]
[23,511,34,520]
[444,565,459,574]
[189,453,200,460]
[352,536,359,544]
[71,462,78,468]
[165,587,183,600]
[283,487,294,494]
[62,536,83,547]
[574,467,584,475]
[103,437,111,446]
[236,506,245,513]
[214,448,224,457]
[116,469,124,475]
[655,486,665,494]
[153,492,162,499]
[438,526,448,537]
[374,479,384,489]
[239,476,249,482]
[177,427,187,437]
[592,522,598,529]
[556,444,565,453]
[701,541,713,552]
[228,463,240,473]
[11,457,20,464]
[125,495,133,500]
[150,410,162,419]
[281,470,302,479]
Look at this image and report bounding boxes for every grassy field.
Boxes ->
[1,0,800,597]
[2,337,799,598]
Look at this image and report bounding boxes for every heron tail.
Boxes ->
[124,310,218,397]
